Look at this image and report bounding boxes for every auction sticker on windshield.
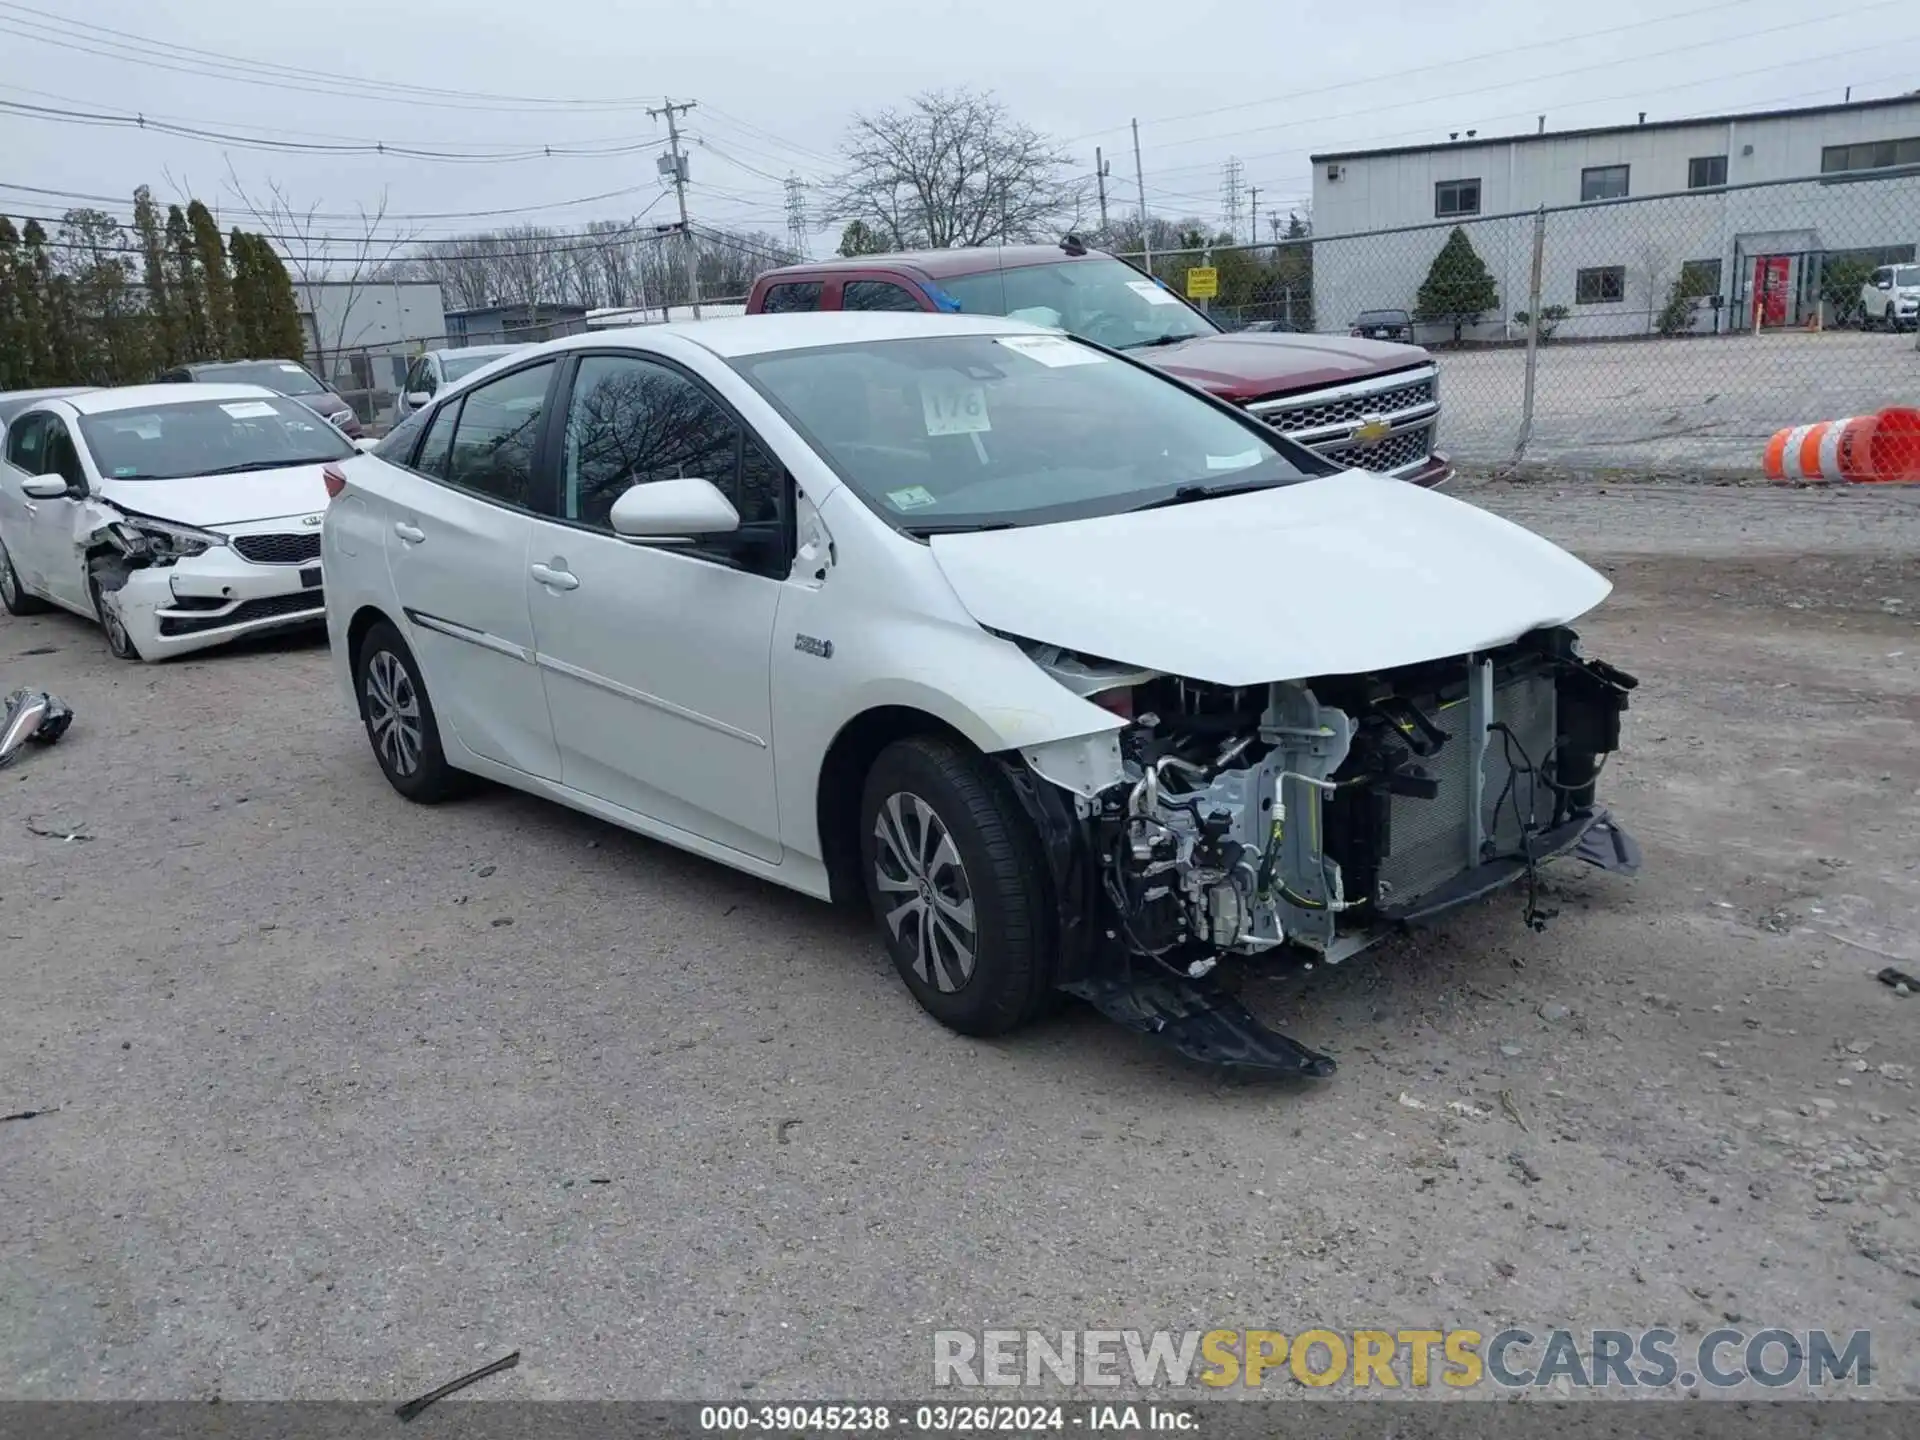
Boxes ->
[1126,279,1180,306]
[886,485,937,511]
[220,401,280,419]
[921,382,990,436]
[996,335,1107,368]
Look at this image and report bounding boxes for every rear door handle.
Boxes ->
[393,521,426,544]
[530,562,578,591]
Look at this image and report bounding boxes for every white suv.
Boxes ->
[1860,263,1920,330]
[319,313,1640,1075]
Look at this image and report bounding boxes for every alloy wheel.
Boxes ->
[365,649,424,777]
[872,790,977,993]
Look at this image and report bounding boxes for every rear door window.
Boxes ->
[443,362,554,507]
[843,280,925,312]
[760,282,823,314]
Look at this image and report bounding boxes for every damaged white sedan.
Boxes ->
[323,313,1638,1076]
[0,383,354,660]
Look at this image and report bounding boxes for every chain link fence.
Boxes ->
[313,299,750,434]
[1119,168,1920,476]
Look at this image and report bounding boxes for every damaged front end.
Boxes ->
[1014,627,1640,1077]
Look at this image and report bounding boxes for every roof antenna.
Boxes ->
[1537,115,1546,133]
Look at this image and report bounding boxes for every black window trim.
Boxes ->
[537,346,796,579]
[1433,177,1481,218]
[4,409,47,471]
[1580,163,1631,202]
[1574,265,1628,305]
[394,355,565,517]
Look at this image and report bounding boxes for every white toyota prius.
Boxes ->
[322,313,1641,1075]
[0,383,353,660]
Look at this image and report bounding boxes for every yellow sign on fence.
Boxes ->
[1185,266,1219,300]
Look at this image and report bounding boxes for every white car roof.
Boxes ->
[544,311,1048,361]
[67,383,282,415]
[431,344,522,360]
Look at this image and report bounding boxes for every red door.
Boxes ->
[1753,257,1790,328]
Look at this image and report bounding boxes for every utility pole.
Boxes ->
[1132,118,1151,272]
[649,97,700,319]
[1247,185,1258,247]
[1095,146,1111,232]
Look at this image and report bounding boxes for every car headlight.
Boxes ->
[106,517,227,561]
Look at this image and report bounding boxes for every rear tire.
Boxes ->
[859,736,1056,1036]
[0,540,49,616]
[353,620,467,802]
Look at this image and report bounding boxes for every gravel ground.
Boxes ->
[2,481,1917,1403]
[1437,328,1920,474]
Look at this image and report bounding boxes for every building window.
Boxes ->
[1434,178,1481,218]
[1575,266,1626,304]
[1580,165,1630,202]
[1687,155,1728,189]
[1821,137,1920,174]
[1679,258,1723,297]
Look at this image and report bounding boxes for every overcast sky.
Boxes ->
[1,0,1912,259]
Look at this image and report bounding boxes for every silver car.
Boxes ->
[395,345,526,420]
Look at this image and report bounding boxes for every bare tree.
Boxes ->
[825,89,1083,249]
[224,164,417,392]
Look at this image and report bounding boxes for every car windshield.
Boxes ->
[79,397,354,480]
[937,258,1217,352]
[733,332,1312,534]
[1894,266,1920,286]
[194,361,326,396]
[441,352,508,382]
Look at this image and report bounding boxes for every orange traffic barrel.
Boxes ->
[1764,407,1920,483]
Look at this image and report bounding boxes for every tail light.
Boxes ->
[1091,686,1134,720]
[323,464,348,501]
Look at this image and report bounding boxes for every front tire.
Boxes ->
[0,540,50,616]
[859,736,1056,1036]
[354,620,466,802]
[89,578,142,660]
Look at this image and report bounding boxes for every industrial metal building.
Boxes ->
[1310,96,1920,340]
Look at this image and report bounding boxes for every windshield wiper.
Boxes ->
[196,457,340,476]
[901,520,1018,537]
[1127,478,1279,512]
[1120,334,1196,350]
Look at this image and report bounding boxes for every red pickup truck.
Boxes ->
[745,240,1452,486]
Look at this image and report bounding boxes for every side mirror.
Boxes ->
[353,437,381,454]
[405,391,431,408]
[609,478,740,543]
[22,475,69,499]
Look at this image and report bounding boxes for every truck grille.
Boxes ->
[1261,376,1435,436]
[1322,424,1435,475]
[1375,672,1558,907]
[232,533,321,565]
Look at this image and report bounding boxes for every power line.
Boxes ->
[1141,30,1914,181]
[0,1,663,113]
[0,97,664,163]
[0,179,672,228]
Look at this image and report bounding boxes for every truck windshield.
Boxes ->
[733,332,1311,534]
[937,258,1217,352]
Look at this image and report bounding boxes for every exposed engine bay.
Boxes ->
[1016,626,1640,1076]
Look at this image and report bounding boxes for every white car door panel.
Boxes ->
[382,363,561,780]
[31,417,91,610]
[527,351,786,862]
[529,529,783,860]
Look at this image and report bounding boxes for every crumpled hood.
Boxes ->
[928,473,1611,686]
[99,465,333,529]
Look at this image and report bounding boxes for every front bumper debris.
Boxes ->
[1061,973,1337,1077]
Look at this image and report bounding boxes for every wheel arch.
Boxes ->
[815,704,978,907]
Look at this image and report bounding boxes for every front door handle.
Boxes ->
[393,521,426,544]
[21,503,35,515]
[530,562,578,592]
